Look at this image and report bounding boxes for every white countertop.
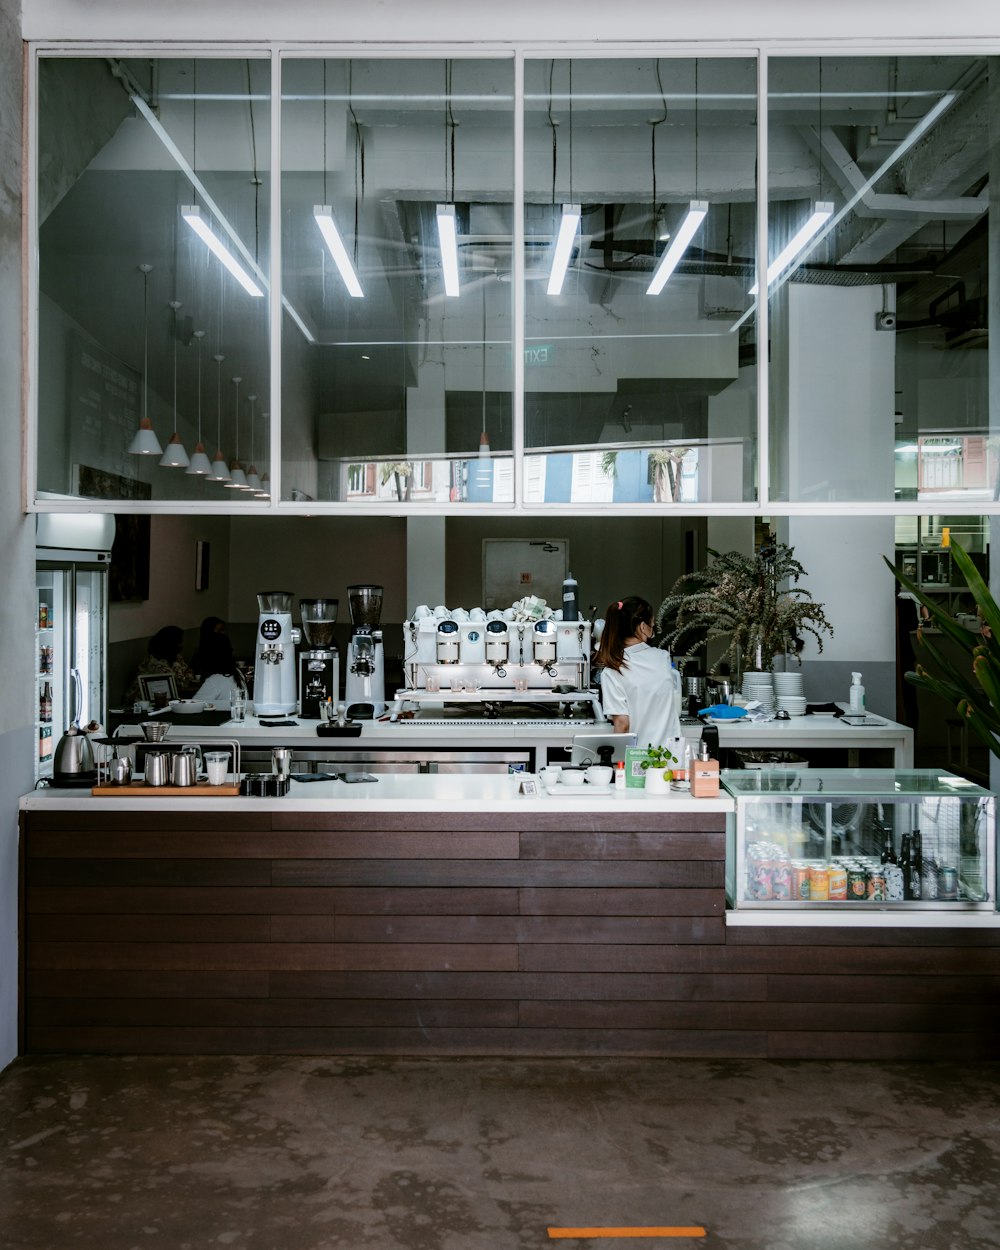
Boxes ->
[23,771,734,815]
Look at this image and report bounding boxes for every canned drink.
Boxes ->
[867,870,887,902]
[937,865,959,901]
[771,860,792,900]
[793,863,811,901]
[748,857,774,901]
[827,865,848,901]
[808,864,830,901]
[846,868,867,901]
[883,863,905,903]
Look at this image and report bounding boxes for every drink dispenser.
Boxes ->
[436,619,460,664]
[485,619,509,666]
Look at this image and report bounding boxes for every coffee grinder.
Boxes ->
[298,598,340,719]
[345,583,385,716]
[253,590,298,716]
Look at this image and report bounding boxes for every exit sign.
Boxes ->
[524,344,554,366]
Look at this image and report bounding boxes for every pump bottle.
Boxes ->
[690,740,720,798]
[849,672,865,713]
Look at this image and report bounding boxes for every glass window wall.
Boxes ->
[522,56,759,506]
[36,55,272,505]
[279,56,515,505]
[767,55,994,505]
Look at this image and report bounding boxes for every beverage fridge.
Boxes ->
[34,514,115,783]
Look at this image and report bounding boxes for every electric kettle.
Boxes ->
[52,669,96,785]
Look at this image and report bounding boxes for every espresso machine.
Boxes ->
[345,584,386,716]
[298,598,340,719]
[253,590,298,716]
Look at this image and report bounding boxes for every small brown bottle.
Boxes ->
[690,740,720,798]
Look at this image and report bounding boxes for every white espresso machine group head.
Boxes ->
[345,583,385,716]
[254,590,298,716]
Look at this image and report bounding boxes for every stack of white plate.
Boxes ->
[773,672,807,716]
[741,671,775,711]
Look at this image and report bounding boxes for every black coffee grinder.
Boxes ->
[298,598,340,719]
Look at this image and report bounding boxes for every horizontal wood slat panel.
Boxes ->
[728,925,1000,947]
[519,830,725,860]
[25,812,272,836]
[28,859,272,888]
[27,970,270,998]
[29,941,519,973]
[25,1027,272,1054]
[767,974,1000,1004]
[272,914,723,945]
[767,1031,1000,1060]
[518,888,722,917]
[28,914,271,943]
[271,859,723,889]
[28,829,519,860]
[27,998,518,1029]
[27,886,523,916]
[267,971,770,1001]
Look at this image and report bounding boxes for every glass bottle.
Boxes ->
[898,834,912,900]
[879,825,897,865]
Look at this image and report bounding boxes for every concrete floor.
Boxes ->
[1,1056,999,1250]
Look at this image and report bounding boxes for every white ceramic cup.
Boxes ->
[586,765,614,786]
[539,766,562,789]
[204,751,229,786]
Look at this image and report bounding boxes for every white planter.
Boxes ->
[643,767,672,793]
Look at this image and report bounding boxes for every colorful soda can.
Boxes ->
[846,868,867,901]
[748,857,773,901]
[827,865,848,901]
[883,863,905,902]
[937,865,959,901]
[771,860,792,900]
[867,870,887,902]
[808,864,830,901]
[793,863,811,900]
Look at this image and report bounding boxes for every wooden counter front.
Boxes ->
[19,784,1000,1060]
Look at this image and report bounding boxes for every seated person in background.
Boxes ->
[192,632,240,705]
[124,625,196,705]
[191,616,227,680]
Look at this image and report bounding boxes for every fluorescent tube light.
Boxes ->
[646,201,709,295]
[313,207,364,298]
[546,204,581,296]
[749,201,834,295]
[181,205,264,298]
[436,204,461,297]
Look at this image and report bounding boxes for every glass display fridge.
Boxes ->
[34,514,115,784]
[724,767,995,912]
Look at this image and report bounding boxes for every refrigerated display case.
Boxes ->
[724,768,995,912]
[34,515,114,784]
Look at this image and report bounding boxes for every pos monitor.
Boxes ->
[570,732,637,767]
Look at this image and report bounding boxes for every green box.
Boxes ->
[624,747,651,788]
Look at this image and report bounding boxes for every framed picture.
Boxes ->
[138,674,177,705]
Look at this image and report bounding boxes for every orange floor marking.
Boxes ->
[547,1228,706,1240]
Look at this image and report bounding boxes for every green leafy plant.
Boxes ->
[886,542,1000,759]
[656,541,834,672]
[640,744,679,772]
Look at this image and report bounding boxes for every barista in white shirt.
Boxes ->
[595,595,681,749]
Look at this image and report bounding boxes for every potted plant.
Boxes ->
[641,743,680,793]
[886,542,1000,761]
[656,540,834,677]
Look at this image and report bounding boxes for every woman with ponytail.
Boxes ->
[595,595,681,748]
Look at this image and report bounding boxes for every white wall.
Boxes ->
[1,0,34,1071]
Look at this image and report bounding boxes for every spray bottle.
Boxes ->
[849,672,865,713]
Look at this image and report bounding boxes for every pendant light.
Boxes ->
[244,393,263,492]
[128,264,163,455]
[207,353,231,482]
[185,330,213,475]
[478,283,491,460]
[646,59,707,295]
[225,376,249,489]
[159,300,190,468]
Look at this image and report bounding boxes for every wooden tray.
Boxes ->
[91,783,241,797]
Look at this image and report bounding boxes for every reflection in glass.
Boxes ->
[523,57,758,506]
[280,57,515,504]
[767,56,992,504]
[36,57,271,504]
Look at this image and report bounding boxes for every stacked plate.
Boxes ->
[741,671,775,711]
[773,672,807,716]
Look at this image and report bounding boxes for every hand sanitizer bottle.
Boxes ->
[849,672,865,713]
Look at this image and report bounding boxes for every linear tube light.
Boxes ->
[181,205,264,298]
[313,207,364,298]
[749,201,834,295]
[546,204,581,296]
[646,201,709,295]
[436,204,461,297]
